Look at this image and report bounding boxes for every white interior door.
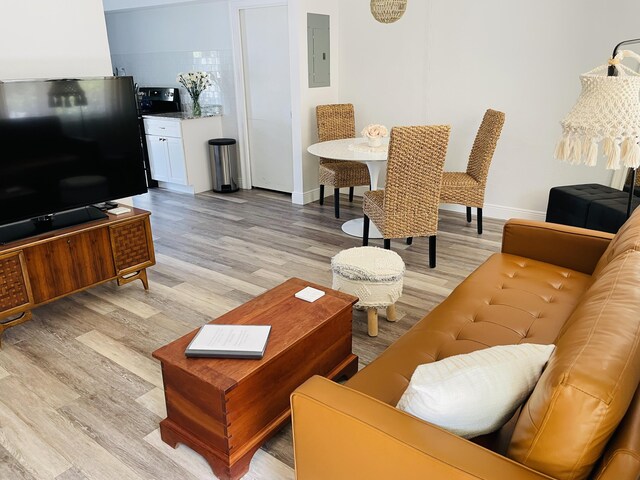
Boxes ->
[240,6,293,193]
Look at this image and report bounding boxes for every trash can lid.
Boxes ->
[208,138,236,146]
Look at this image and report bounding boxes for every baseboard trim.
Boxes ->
[440,203,546,221]
[292,186,370,205]
[157,182,195,195]
[292,188,319,205]
[291,191,545,221]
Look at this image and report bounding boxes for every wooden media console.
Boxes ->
[0,208,155,345]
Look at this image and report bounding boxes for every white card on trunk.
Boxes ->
[295,286,325,303]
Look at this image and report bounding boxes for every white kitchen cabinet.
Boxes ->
[143,115,224,194]
[166,137,187,184]
[147,134,186,184]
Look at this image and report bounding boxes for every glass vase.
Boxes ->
[191,95,202,117]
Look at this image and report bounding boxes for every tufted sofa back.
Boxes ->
[345,252,593,405]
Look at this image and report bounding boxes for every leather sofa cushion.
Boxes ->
[593,206,640,277]
[592,385,640,480]
[346,253,592,406]
[507,250,640,480]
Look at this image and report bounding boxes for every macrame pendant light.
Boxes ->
[555,51,640,170]
[370,0,407,24]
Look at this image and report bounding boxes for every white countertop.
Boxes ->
[143,107,223,121]
[142,112,222,121]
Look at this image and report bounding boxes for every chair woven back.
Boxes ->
[465,109,506,184]
[383,126,451,238]
[316,104,356,142]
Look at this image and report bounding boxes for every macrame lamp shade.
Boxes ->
[370,0,407,24]
[555,52,640,170]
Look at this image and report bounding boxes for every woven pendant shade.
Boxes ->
[370,0,407,24]
[555,57,640,170]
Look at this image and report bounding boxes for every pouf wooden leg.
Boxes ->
[367,308,379,337]
[332,246,405,338]
[386,304,397,322]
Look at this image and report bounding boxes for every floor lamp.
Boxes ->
[555,38,640,219]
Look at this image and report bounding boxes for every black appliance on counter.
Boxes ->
[136,87,182,188]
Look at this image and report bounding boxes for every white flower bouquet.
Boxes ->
[176,71,213,116]
[361,124,389,147]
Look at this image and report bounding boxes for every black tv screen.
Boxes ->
[0,77,147,226]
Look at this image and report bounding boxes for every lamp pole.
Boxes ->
[609,38,640,217]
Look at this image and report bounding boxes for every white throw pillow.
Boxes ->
[396,343,555,439]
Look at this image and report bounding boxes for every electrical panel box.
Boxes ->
[307,13,330,88]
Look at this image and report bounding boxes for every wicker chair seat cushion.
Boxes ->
[440,172,485,207]
[441,172,480,187]
[319,160,370,188]
[331,246,405,308]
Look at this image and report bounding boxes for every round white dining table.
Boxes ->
[307,137,389,238]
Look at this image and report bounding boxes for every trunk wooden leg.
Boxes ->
[386,304,397,322]
[367,308,378,337]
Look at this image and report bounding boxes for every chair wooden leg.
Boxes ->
[349,187,354,202]
[466,206,472,223]
[363,215,370,246]
[334,188,340,218]
[367,308,379,337]
[429,235,436,268]
[386,304,398,322]
[477,208,483,234]
[384,239,391,250]
[406,237,413,245]
[319,185,324,205]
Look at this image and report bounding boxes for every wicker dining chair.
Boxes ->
[439,109,506,234]
[362,125,451,268]
[316,104,370,218]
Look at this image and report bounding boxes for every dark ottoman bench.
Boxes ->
[546,183,639,233]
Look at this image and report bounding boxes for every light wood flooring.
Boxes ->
[0,189,503,480]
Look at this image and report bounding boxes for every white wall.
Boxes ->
[291,0,341,204]
[106,3,232,54]
[0,0,112,80]
[105,2,237,138]
[103,0,218,11]
[338,0,640,219]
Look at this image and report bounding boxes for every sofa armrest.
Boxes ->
[291,376,553,480]
[501,219,613,274]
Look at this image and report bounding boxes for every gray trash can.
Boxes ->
[208,138,239,193]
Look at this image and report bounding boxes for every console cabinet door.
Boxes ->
[24,229,116,303]
[0,251,34,318]
[109,218,155,276]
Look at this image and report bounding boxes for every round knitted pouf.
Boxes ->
[331,246,405,337]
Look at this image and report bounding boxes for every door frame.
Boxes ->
[229,0,290,191]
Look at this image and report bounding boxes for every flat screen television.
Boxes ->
[0,76,147,242]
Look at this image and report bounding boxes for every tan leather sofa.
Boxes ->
[291,209,640,480]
